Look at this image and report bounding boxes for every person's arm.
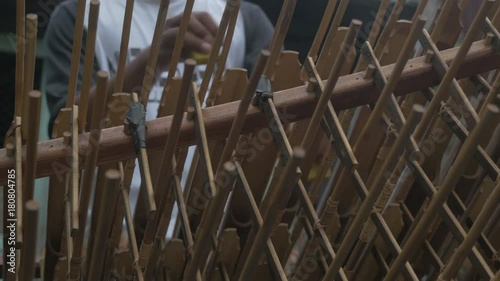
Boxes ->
[44,3,217,133]
[82,11,219,124]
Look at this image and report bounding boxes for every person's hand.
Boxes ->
[158,11,218,70]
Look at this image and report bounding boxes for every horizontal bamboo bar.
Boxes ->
[0,41,499,183]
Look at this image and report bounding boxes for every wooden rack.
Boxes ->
[2,0,500,280]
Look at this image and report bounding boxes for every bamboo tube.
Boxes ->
[102,159,135,280]
[15,116,23,248]
[367,0,391,52]
[139,59,195,272]
[172,174,202,281]
[225,0,297,246]
[66,0,87,107]
[322,104,424,281]
[122,183,145,281]
[19,200,39,281]
[140,0,170,106]
[23,91,41,201]
[307,0,338,61]
[383,104,500,281]
[114,0,136,92]
[68,71,108,280]
[63,165,73,272]
[432,0,460,43]
[414,0,493,142]
[316,0,351,67]
[387,0,495,239]
[216,53,268,172]
[206,2,241,105]
[197,0,241,103]
[301,20,361,152]
[78,0,100,132]
[265,0,297,76]
[129,92,156,213]
[267,21,359,265]
[22,14,37,137]
[87,169,121,280]
[14,0,25,118]
[70,105,79,234]
[163,0,195,84]
[437,178,500,281]
[412,0,429,22]
[321,14,425,244]
[239,148,305,281]
[319,14,426,277]
[373,0,406,60]
[232,161,288,281]
[182,51,269,281]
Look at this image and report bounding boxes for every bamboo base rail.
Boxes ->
[3,0,500,280]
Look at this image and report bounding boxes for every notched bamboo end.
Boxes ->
[6,143,15,157]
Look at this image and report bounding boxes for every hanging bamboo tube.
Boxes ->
[206,0,241,105]
[385,0,495,258]
[19,200,39,281]
[23,91,41,202]
[239,148,305,281]
[140,0,170,106]
[14,0,25,119]
[197,0,241,103]
[182,51,269,281]
[14,116,23,260]
[140,60,195,276]
[302,20,362,152]
[307,0,338,62]
[68,71,109,280]
[436,178,500,281]
[316,0,351,67]
[21,14,37,138]
[320,15,427,280]
[78,0,100,132]
[66,0,87,107]
[163,0,195,84]
[86,169,121,280]
[322,102,424,281]
[114,0,136,92]
[70,105,79,234]
[383,103,500,281]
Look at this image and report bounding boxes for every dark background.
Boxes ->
[0,0,417,147]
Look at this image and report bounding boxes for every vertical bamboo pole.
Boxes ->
[19,201,39,281]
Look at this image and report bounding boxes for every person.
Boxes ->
[44,0,274,131]
[43,0,274,238]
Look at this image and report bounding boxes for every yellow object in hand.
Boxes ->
[189,51,210,64]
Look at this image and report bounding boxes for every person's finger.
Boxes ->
[162,25,212,55]
[164,13,183,29]
[183,31,212,54]
[188,12,216,42]
[194,12,218,37]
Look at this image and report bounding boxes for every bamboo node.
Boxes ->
[68,256,83,279]
[360,220,375,242]
[138,242,153,268]
[365,64,376,79]
[306,77,318,93]
[313,220,326,230]
[492,251,500,263]
[6,143,15,157]
[485,32,495,46]
[425,50,435,63]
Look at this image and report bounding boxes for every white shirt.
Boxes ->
[84,0,246,236]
